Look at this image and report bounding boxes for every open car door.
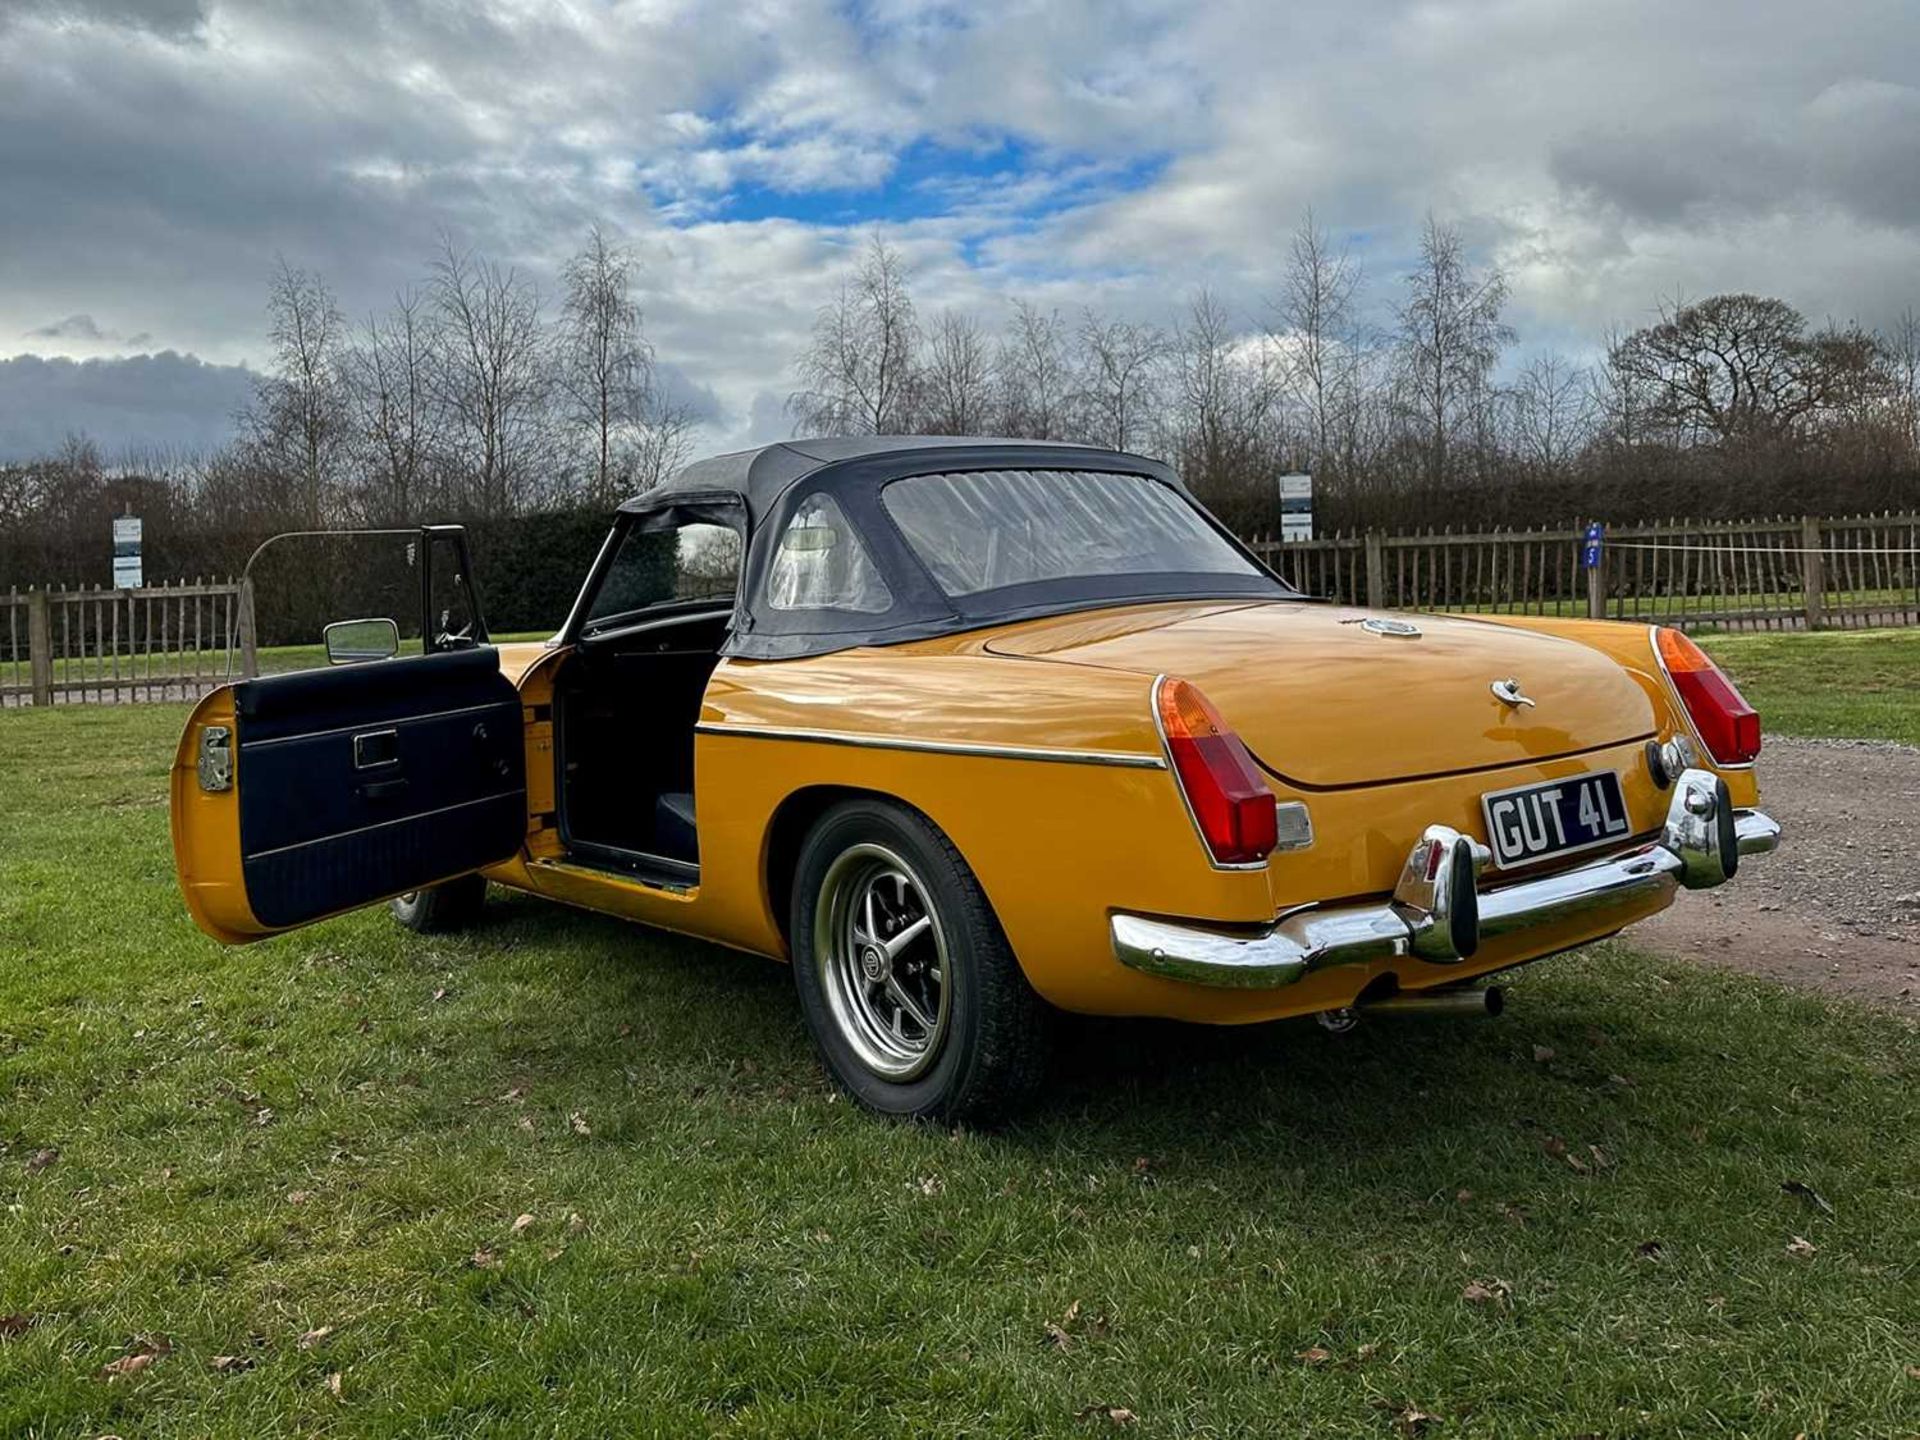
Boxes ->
[171,647,527,943]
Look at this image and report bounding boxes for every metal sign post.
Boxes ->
[1582,521,1604,618]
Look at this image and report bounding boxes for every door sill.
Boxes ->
[542,844,698,894]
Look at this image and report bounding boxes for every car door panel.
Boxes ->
[172,647,527,940]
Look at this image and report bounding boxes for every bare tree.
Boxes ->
[788,234,920,435]
[350,289,436,523]
[1608,293,1892,447]
[558,227,654,506]
[1074,309,1165,452]
[1888,308,1920,457]
[1164,290,1282,513]
[1395,215,1513,487]
[919,310,995,434]
[1273,210,1362,478]
[630,397,698,493]
[245,258,350,526]
[1505,352,1594,474]
[995,299,1073,440]
[427,237,554,516]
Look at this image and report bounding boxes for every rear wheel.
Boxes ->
[389,873,488,934]
[791,799,1048,1123]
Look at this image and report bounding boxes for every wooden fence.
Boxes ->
[1247,513,1920,632]
[1,579,257,708]
[2,513,1914,708]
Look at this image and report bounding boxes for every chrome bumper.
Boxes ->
[1112,768,1780,990]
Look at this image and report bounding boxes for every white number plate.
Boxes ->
[1480,772,1632,869]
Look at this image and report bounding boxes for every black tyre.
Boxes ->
[791,798,1050,1123]
[389,873,488,934]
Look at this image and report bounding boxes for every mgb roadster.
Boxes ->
[171,438,1778,1120]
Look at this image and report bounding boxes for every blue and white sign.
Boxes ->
[1580,521,1604,570]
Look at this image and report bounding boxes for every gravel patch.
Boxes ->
[1630,736,1920,1010]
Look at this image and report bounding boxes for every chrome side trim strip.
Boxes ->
[692,722,1165,769]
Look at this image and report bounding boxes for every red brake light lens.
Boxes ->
[1156,677,1278,865]
[1655,628,1761,765]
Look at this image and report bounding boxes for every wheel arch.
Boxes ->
[763,784,926,953]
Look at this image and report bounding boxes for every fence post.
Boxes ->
[1364,531,1386,610]
[237,576,259,679]
[1800,515,1824,630]
[1585,539,1605,619]
[27,588,52,705]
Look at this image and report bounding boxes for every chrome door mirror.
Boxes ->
[323,617,400,665]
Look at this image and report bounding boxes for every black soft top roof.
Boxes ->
[618,435,1111,525]
[593,436,1293,660]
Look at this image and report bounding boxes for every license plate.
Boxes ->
[1480,771,1632,869]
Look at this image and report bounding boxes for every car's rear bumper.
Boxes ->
[1111,768,1779,990]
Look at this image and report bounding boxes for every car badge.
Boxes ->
[1359,617,1421,638]
[1491,677,1536,709]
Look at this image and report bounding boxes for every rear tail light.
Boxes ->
[1155,676,1278,866]
[1654,628,1761,766]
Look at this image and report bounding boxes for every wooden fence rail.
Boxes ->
[1246,513,1920,632]
[1,578,257,708]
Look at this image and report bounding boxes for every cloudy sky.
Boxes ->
[2,0,1916,461]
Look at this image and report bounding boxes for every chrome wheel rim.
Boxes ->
[814,843,951,1081]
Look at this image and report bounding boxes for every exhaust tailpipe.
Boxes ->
[1359,985,1504,1019]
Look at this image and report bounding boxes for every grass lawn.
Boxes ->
[1700,628,1920,748]
[2,706,1917,1438]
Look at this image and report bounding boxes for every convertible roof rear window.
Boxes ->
[882,469,1263,598]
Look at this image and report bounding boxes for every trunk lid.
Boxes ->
[983,601,1654,788]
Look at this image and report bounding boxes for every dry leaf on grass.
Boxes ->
[1785,1235,1818,1259]
[1781,1180,1835,1218]
[1462,1278,1512,1308]
[24,1148,58,1175]
[1533,1045,1555,1063]
[326,1371,344,1399]
[100,1335,170,1380]
[915,1174,944,1196]
[568,1112,592,1137]
[469,1248,500,1270]
[286,1190,311,1205]
[209,1355,254,1374]
[1044,1322,1074,1352]
[1075,1404,1137,1427]
[297,1325,335,1350]
[1373,1399,1439,1436]
[0,1314,33,1339]
[1296,1345,1334,1366]
[510,1213,535,1236]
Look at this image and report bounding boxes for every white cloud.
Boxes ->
[0,0,1914,457]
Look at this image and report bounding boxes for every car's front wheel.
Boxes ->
[791,799,1048,1123]
[389,873,488,934]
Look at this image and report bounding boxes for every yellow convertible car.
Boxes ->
[171,438,1779,1120]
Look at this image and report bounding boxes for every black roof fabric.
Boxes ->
[618,435,1106,525]
[592,437,1294,660]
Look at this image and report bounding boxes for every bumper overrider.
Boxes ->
[1112,768,1781,990]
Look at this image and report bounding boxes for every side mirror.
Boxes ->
[323,617,400,665]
